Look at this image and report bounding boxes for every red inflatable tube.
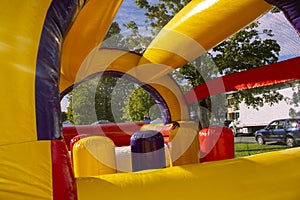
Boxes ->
[185,57,300,104]
[62,122,148,149]
[51,140,77,200]
[199,126,235,163]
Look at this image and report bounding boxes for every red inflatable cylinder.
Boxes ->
[199,126,234,163]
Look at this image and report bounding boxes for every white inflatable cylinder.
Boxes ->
[115,146,132,172]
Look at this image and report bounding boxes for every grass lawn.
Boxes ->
[234,143,292,158]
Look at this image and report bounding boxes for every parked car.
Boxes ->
[91,120,112,125]
[62,121,74,126]
[254,118,300,147]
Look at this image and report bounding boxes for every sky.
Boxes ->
[257,11,300,60]
[114,0,149,31]
[61,1,300,112]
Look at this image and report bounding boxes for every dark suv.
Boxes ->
[255,118,300,147]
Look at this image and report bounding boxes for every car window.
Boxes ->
[268,121,278,130]
[277,120,285,129]
[287,119,299,128]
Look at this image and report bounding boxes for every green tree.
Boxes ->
[102,21,152,53]
[106,21,121,38]
[110,77,137,122]
[101,21,126,49]
[61,111,68,122]
[136,0,191,34]
[68,75,136,125]
[212,22,281,110]
[122,87,160,122]
[94,76,118,123]
[66,93,74,123]
[122,21,153,53]
[71,79,99,125]
[283,81,300,118]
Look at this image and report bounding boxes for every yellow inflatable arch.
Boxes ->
[1,0,300,199]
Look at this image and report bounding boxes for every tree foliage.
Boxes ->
[61,111,68,122]
[102,21,152,54]
[71,79,98,125]
[122,87,160,122]
[66,93,74,123]
[211,22,282,110]
[94,76,118,123]
[283,81,300,118]
[136,0,191,34]
[68,75,140,125]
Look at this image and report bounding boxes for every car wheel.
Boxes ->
[286,137,296,147]
[256,136,265,145]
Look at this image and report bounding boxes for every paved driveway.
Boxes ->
[234,136,256,144]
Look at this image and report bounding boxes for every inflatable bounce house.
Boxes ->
[1,0,300,199]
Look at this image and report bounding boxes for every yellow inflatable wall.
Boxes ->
[0,0,300,199]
